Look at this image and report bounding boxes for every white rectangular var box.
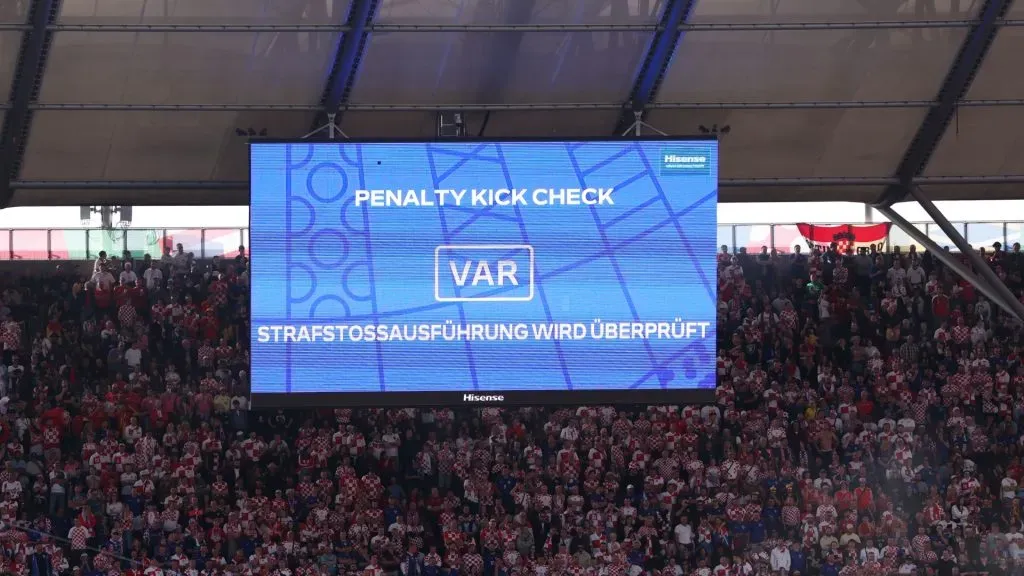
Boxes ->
[434,244,535,302]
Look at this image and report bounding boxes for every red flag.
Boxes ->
[796,223,891,253]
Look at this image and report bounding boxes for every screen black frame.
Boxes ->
[248,136,719,409]
[250,389,717,408]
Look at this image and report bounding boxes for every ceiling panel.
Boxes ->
[646,107,926,178]
[914,183,1024,202]
[59,0,349,23]
[39,31,337,104]
[375,0,663,25]
[0,32,19,101]
[691,0,979,23]
[10,187,246,206]
[0,1,24,22]
[718,184,884,203]
[340,109,620,138]
[21,110,312,180]
[923,107,1024,176]
[965,26,1024,99]
[660,28,965,102]
[350,31,648,104]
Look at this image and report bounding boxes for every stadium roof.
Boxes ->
[1,0,1024,207]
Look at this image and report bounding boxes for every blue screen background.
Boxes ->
[250,140,718,394]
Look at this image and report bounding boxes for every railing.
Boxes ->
[721,221,1024,254]
[0,228,249,260]
[0,222,1019,260]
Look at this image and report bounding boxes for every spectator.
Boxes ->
[90,264,114,291]
[142,260,163,292]
[118,262,137,286]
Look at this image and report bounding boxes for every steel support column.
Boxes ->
[874,205,1024,323]
[613,0,696,135]
[312,0,380,131]
[907,186,1024,321]
[0,0,62,208]
[878,0,1012,207]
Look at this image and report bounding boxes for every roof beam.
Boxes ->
[312,0,380,131]
[877,0,1012,207]
[613,0,696,135]
[13,173,1024,205]
[0,0,62,209]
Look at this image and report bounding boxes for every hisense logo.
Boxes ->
[664,154,707,165]
[463,394,505,402]
[660,147,712,174]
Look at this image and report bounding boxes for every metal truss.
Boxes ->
[20,99,1024,112]
[15,174,1024,190]
[0,19,1022,33]
[907,186,1024,322]
[313,0,379,131]
[614,0,696,134]
[872,202,1024,319]
[879,0,1014,207]
[0,0,62,209]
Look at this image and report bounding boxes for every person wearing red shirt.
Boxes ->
[856,391,875,418]
[92,283,112,312]
[130,281,148,311]
[834,482,854,512]
[854,480,874,512]
[932,290,950,321]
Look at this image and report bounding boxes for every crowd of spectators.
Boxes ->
[0,238,1022,576]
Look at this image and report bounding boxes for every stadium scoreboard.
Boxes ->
[249,138,718,407]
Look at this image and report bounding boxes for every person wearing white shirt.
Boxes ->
[713,558,734,576]
[91,267,115,290]
[1010,535,1024,560]
[700,405,721,425]
[818,295,831,319]
[119,262,138,286]
[172,244,189,273]
[93,251,109,275]
[951,501,971,523]
[1,478,20,498]
[674,520,693,547]
[143,261,164,291]
[124,343,142,370]
[382,429,400,459]
[887,263,907,285]
[907,262,926,286]
[770,544,791,572]
[1002,477,1019,500]
[970,321,988,346]
[860,545,881,563]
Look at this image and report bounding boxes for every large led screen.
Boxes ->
[250,138,718,407]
